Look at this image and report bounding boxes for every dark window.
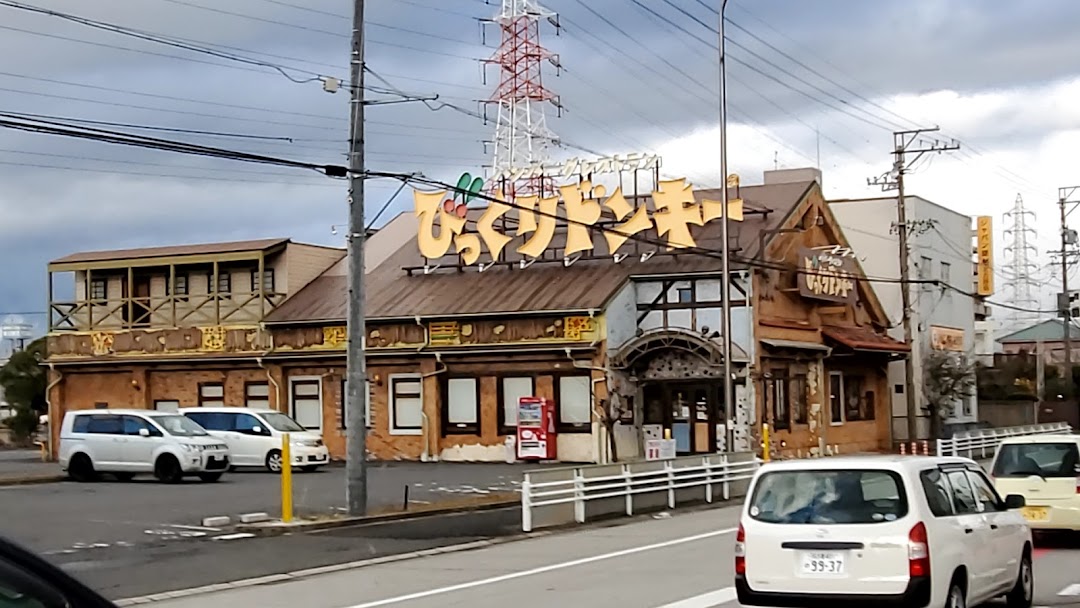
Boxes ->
[676,286,693,303]
[443,377,480,435]
[251,269,275,293]
[919,468,955,517]
[245,382,270,409]
[167,274,189,296]
[944,469,979,515]
[85,414,122,435]
[233,413,264,434]
[749,469,908,524]
[208,271,231,294]
[93,402,108,410]
[198,383,225,407]
[967,469,1003,512]
[845,376,872,421]
[894,384,904,394]
[72,416,90,433]
[791,375,808,424]
[499,376,535,434]
[184,411,234,431]
[992,442,1080,478]
[766,376,789,431]
[829,373,843,424]
[89,279,107,300]
[122,415,160,436]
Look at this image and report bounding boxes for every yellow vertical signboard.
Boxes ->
[976,216,994,296]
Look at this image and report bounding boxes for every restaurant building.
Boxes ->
[44,165,908,463]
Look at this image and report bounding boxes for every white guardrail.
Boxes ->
[935,422,1073,460]
[521,453,760,532]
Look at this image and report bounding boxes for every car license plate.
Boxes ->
[1022,506,1049,521]
[800,551,845,576]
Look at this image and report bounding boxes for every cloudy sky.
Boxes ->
[1,0,1078,339]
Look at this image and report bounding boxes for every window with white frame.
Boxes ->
[245,382,270,409]
[154,400,179,413]
[918,256,932,280]
[500,376,534,433]
[829,372,844,424]
[444,377,479,434]
[340,378,373,428]
[390,375,423,435]
[289,378,322,430]
[558,375,593,432]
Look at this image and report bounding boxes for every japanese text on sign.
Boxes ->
[976,216,994,296]
[798,247,858,304]
[414,177,744,266]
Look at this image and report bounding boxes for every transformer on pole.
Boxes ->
[482,0,562,198]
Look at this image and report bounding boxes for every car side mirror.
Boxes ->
[138,428,150,437]
[1004,494,1026,510]
[252,425,263,435]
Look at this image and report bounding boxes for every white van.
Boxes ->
[736,455,1033,608]
[58,409,230,483]
[990,434,1080,531]
[179,407,329,473]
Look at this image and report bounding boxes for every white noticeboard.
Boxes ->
[645,439,677,461]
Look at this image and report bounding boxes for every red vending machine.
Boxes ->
[516,397,557,461]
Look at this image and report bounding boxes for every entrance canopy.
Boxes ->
[610,329,748,371]
[822,325,909,359]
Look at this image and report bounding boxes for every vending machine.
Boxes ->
[516,396,557,461]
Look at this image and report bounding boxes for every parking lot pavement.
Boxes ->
[0,448,61,480]
[0,461,525,556]
[58,506,524,601]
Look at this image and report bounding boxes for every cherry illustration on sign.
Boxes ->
[443,173,484,219]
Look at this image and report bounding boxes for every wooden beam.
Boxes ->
[86,269,93,330]
[48,250,267,273]
[213,260,220,325]
[258,252,266,321]
[169,264,177,328]
[127,266,134,330]
[47,271,54,332]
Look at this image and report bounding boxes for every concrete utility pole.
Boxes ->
[869,128,959,442]
[345,0,367,517]
[1057,186,1080,400]
[717,0,734,451]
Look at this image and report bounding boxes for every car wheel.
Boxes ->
[198,472,223,483]
[68,453,97,483]
[154,455,183,484]
[946,578,966,608]
[265,450,283,473]
[1006,548,1034,607]
[113,472,135,482]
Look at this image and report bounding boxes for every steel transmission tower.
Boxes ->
[483,0,562,197]
[1003,193,1040,326]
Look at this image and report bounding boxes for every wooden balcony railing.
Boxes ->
[49,292,287,332]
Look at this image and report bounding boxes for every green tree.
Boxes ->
[0,338,47,441]
[924,350,977,440]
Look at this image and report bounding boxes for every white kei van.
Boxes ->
[990,434,1080,531]
[58,409,230,483]
[179,407,329,473]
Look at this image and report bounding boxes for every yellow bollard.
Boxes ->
[762,423,771,462]
[281,433,293,523]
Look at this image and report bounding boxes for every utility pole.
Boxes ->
[1057,186,1080,401]
[344,0,367,517]
[869,128,959,442]
[717,0,734,451]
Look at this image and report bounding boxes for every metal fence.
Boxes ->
[520,452,759,532]
[935,422,1073,460]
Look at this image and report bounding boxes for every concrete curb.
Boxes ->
[113,531,550,606]
[235,499,520,537]
[0,473,65,487]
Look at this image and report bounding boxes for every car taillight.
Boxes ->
[735,523,746,575]
[1075,476,1080,494]
[908,522,929,578]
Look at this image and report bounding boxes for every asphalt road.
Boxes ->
[142,505,1080,608]
[0,461,524,556]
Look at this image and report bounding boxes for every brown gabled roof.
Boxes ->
[265,180,815,324]
[822,325,910,352]
[50,238,291,264]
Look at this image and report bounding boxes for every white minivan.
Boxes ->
[736,455,1033,608]
[58,409,230,483]
[179,407,329,473]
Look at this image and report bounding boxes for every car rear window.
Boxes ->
[992,442,1080,478]
[748,469,908,524]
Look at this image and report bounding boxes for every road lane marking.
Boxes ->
[655,587,737,607]
[167,524,222,532]
[212,533,256,541]
[344,527,738,608]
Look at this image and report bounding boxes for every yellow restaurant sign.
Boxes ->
[415,177,744,267]
[976,215,994,296]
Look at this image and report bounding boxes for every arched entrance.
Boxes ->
[610,329,747,454]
